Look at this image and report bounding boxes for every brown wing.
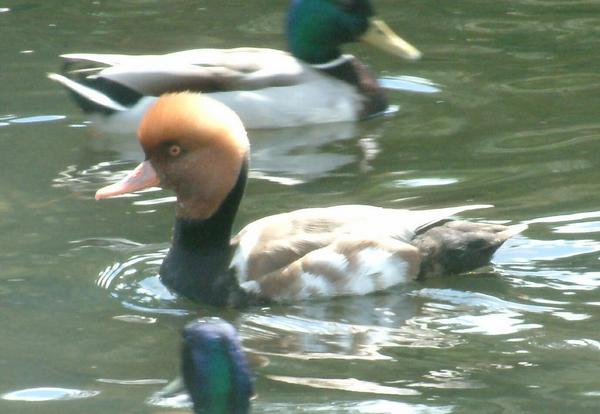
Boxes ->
[230,205,495,282]
[239,235,421,302]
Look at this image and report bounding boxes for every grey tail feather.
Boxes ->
[49,72,144,115]
[413,221,527,279]
[499,223,528,238]
[414,204,494,234]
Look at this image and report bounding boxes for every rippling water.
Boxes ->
[3,1,600,413]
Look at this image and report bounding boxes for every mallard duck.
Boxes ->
[95,92,527,307]
[48,0,421,133]
[155,318,253,414]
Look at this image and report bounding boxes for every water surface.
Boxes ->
[2,1,600,413]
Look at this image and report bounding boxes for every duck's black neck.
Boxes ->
[314,55,388,118]
[159,159,250,307]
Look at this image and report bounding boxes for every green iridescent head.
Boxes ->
[287,0,421,64]
[181,318,253,414]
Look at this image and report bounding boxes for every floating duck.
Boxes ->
[155,318,253,414]
[48,0,421,133]
[95,92,527,307]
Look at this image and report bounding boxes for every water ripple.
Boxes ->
[393,177,459,188]
[519,0,598,5]
[267,375,419,396]
[52,160,139,196]
[112,314,157,324]
[464,19,551,35]
[248,122,359,183]
[564,338,600,350]
[239,11,284,34]
[500,239,600,263]
[8,115,65,124]
[261,400,453,414]
[475,123,600,155]
[493,73,600,94]
[411,288,565,335]
[95,249,193,315]
[379,76,441,94]
[409,368,485,390]
[560,17,600,35]
[508,268,600,292]
[414,288,556,314]
[242,312,458,362]
[69,237,144,252]
[147,392,191,410]
[553,221,600,234]
[96,378,166,385]
[527,210,600,225]
[149,396,451,414]
[2,387,99,402]
[435,313,542,335]
[96,250,166,289]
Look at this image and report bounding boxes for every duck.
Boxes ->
[155,317,253,414]
[48,0,421,133]
[94,92,527,307]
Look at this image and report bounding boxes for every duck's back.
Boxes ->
[53,48,364,130]
[229,205,493,301]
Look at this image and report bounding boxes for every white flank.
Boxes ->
[95,96,157,134]
[297,272,334,299]
[240,280,261,295]
[310,249,348,270]
[229,223,264,283]
[211,75,361,129]
[348,247,410,294]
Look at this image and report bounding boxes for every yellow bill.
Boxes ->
[360,18,422,60]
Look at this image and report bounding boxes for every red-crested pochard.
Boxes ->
[96,92,526,307]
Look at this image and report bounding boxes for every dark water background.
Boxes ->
[2,0,600,412]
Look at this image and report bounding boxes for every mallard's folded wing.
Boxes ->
[60,48,310,94]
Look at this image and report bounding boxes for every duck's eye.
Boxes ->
[168,144,182,157]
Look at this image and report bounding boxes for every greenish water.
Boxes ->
[3,0,600,412]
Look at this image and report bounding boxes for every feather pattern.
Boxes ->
[229,205,497,301]
[51,49,362,130]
